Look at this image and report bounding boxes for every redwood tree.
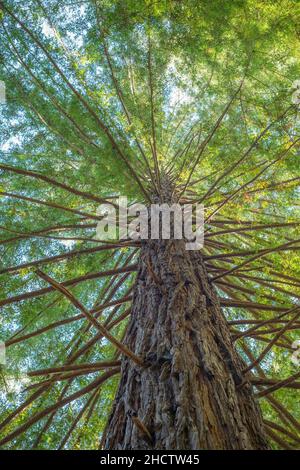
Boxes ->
[0,0,300,450]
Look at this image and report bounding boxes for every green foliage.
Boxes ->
[0,0,299,450]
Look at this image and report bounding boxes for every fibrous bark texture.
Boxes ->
[104,238,269,450]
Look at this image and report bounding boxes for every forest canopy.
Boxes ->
[0,0,300,450]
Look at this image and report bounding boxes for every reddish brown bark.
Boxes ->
[104,237,269,449]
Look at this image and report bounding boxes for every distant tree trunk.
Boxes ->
[104,236,269,450]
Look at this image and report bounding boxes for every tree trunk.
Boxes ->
[103,237,269,450]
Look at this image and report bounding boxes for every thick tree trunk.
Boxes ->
[104,237,269,450]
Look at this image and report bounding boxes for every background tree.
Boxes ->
[0,0,299,449]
